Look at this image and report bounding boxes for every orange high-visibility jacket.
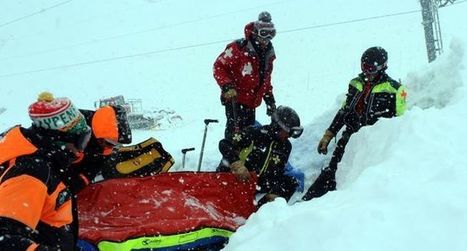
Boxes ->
[0,126,76,251]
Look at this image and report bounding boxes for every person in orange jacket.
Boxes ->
[69,104,132,192]
[0,92,93,250]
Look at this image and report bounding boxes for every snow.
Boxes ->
[1,0,467,250]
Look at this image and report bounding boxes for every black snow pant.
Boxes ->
[216,166,298,206]
[257,173,298,207]
[302,128,354,201]
[224,101,255,139]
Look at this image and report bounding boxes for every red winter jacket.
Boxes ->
[213,22,276,109]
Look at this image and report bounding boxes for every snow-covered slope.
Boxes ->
[1,0,467,250]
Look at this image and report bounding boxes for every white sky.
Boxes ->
[1,0,467,250]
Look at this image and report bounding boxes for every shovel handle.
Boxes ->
[204,119,218,125]
[181,147,195,154]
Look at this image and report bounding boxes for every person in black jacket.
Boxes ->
[302,47,407,201]
[218,106,303,206]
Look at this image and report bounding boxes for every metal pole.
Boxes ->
[181,147,195,169]
[197,119,218,171]
[420,0,448,63]
[231,99,240,133]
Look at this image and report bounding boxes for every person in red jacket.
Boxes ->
[213,11,277,138]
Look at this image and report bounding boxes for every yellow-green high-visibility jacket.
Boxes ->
[328,73,407,134]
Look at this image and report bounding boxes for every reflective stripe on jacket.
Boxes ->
[329,73,407,134]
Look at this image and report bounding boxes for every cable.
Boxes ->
[281,9,421,35]
[0,0,73,29]
[0,39,232,78]
[0,9,422,78]
[0,0,291,62]
[1,2,466,79]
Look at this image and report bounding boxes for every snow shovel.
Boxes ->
[181,147,195,169]
[197,119,218,171]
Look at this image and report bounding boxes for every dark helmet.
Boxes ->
[361,46,388,74]
[271,106,303,138]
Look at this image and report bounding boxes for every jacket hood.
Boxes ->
[244,22,255,40]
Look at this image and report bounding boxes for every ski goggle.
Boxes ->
[276,120,303,139]
[361,62,385,74]
[40,124,92,151]
[257,28,276,39]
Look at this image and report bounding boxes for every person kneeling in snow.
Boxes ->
[218,106,303,206]
[0,92,93,250]
[67,100,132,192]
[70,97,173,190]
[302,46,407,201]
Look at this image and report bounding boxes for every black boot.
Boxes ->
[301,167,336,201]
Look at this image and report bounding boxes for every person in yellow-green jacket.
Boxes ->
[302,46,407,201]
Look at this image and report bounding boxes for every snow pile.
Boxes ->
[405,38,465,109]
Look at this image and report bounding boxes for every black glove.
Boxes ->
[266,103,276,116]
[36,245,60,251]
[263,94,276,116]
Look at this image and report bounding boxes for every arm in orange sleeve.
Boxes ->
[0,175,48,250]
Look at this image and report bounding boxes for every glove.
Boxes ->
[222,88,237,101]
[266,103,276,116]
[263,94,276,116]
[317,130,335,154]
[76,240,98,251]
[230,160,250,182]
[36,246,56,251]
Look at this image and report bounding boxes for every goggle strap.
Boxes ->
[276,120,303,138]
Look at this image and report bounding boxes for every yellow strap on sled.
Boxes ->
[97,227,233,251]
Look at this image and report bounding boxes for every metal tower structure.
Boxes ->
[420,0,456,62]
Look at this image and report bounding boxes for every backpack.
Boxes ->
[102,137,174,178]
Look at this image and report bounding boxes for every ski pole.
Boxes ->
[181,147,195,169]
[231,99,240,133]
[197,119,218,172]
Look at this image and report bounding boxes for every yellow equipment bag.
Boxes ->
[102,137,174,178]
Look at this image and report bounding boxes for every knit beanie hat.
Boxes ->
[258,11,272,22]
[253,11,275,39]
[28,92,89,135]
